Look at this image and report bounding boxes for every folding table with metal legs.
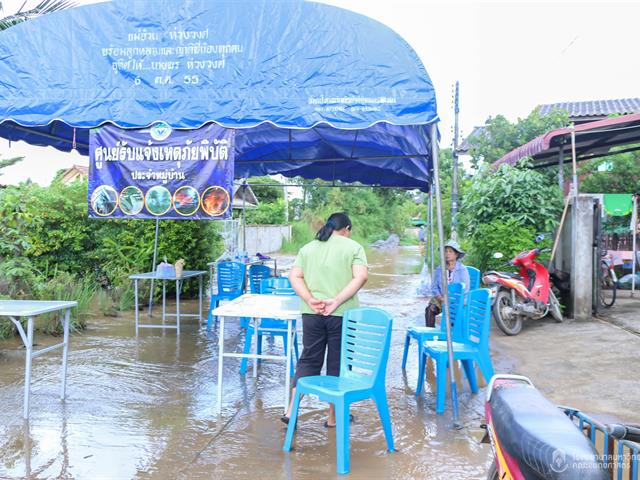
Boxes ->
[130,270,205,335]
[212,294,299,415]
[0,300,77,419]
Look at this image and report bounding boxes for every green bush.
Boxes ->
[464,220,550,272]
[0,179,224,336]
[281,220,315,253]
[35,272,97,334]
[244,198,286,224]
[460,162,563,239]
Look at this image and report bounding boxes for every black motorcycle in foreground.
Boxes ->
[483,374,639,479]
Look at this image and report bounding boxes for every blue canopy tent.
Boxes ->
[0,0,461,425]
[0,0,436,189]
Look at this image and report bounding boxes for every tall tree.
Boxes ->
[468,108,569,169]
[580,151,640,194]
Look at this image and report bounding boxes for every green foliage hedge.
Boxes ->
[0,180,223,337]
[463,220,551,272]
[458,162,562,272]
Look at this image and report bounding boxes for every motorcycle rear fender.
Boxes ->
[493,277,529,298]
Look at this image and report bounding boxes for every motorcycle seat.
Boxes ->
[494,272,523,280]
[490,385,607,479]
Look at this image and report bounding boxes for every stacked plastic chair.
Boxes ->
[239,277,299,376]
[206,261,246,330]
[239,264,272,328]
[283,307,395,475]
[401,282,465,395]
[466,266,481,290]
[422,288,494,413]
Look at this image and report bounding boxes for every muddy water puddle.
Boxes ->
[1,246,493,479]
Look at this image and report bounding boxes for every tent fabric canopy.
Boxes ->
[0,0,438,190]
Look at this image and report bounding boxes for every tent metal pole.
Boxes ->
[148,218,160,317]
[242,180,247,252]
[429,192,435,273]
[430,122,460,428]
[632,194,637,297]
[450,81,460,241]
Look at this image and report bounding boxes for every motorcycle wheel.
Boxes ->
[493,290,523,336]
[486,460,499,480]
[548,289,563,322]
[599,274,617,308]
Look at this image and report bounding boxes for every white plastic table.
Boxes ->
[129,270,206,335]
[0,300,77,419]
[212,293,300,415]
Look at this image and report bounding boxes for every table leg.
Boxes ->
[23,420,31,479]
[176,279,181,335]
[148,277,155,318]
[217,316,225,415]
[284,320,292,414]
[209,264,214,298]
[23,317,34,419]
[134,279,139,336]
[162,280,166,322]
[253,317,259,378]
[199,275,203,324]
[60,308,70,400]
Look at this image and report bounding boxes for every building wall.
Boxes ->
[555,195,597,320]
[239,225,292,254]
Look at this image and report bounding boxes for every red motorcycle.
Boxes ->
[482,237,563,335]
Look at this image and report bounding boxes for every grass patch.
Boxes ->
[0,273,111,340]
[281,221,315,253]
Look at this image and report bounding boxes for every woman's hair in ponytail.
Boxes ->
[315,212,352,241]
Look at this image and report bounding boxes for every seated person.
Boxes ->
[425,240,470,327]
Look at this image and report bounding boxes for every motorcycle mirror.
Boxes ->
[493,252,504,259]
[535,234,545,244]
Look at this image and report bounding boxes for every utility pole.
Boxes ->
[450,81,460,241]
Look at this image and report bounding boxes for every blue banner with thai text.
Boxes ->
[88,123,235,220]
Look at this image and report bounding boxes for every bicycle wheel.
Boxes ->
[599,274,617,308]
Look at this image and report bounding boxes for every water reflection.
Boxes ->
[0,246,494,479]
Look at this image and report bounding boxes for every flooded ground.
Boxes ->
[1,246,638,479]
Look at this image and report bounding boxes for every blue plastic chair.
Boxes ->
[206,261,246,329]
[239,277,299,376]
[466,266,481,290]
[283,307,395,475]
[248,264,271,293]
[401,283,465,395]
[422,288,494,414]
[239,264,272,328]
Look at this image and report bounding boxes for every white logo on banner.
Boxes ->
[150,122,172,141]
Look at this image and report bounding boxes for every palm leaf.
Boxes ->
[0,155,23,175]
[0,0,77,31]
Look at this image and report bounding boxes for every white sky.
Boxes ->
[1,0,639,185]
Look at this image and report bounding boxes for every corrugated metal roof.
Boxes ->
[493,112,640,168]
[538,98,640,118]
[456,126,487,154]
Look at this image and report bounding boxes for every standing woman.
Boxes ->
[425,239,470,327]
[282,212,368,427]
